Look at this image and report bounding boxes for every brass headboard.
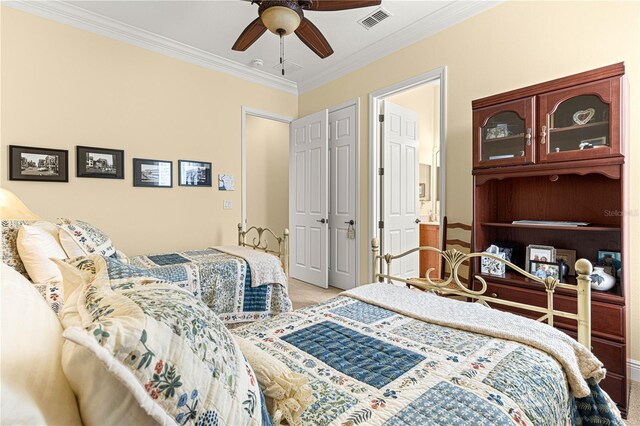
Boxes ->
[371,238,592,349]
[238,224,289,276]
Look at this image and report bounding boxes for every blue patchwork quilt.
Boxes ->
[128,249,292,324]
[234,296,623,426]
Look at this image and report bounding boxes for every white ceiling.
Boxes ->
[11,0,499,93]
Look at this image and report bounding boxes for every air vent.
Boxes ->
[357,7,391,30]
[272,60,303,74]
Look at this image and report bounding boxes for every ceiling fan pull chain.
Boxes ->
[279,30,285,76]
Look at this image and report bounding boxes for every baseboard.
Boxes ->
[630,358,640,382]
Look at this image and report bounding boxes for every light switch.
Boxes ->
[223,200,232,210]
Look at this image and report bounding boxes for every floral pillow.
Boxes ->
[57,218,116,258]
[59,255,267,426]
[1,219,37,278]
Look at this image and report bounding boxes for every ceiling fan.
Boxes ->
[233,0,382,68]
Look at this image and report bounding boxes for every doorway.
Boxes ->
[369,68,446,280]
[241,107,293,234]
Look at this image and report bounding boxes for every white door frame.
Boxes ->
[368,67,447,281]
[241,106,294,230]
[328,98,361,288]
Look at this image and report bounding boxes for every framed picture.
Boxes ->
[525,244,555,272]
[529,260,560,280]
[555,248,577,276]
[76,146,124,179]
[133,158,172,188]
[178,160,212,187]
[597,249,621,277]
[218,174,235,191]
[9,145,69,182]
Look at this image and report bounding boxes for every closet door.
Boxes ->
[328,105,357,290]
[289,110,329,288]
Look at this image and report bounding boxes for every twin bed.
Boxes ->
[0,206,624,425]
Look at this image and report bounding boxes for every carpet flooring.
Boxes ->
[286,279,640,424]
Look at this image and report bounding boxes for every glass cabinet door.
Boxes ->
[473,97,534,168]
[537,78,621,162]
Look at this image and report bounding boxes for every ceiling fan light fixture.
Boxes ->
[260,6,301,35]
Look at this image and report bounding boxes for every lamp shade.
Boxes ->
[0,188,41,220]
[261,6,301,35]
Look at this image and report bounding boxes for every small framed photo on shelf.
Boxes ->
[525,244,556,272]
[555,249,577,276]
[597,249,621,277]
[76,146,124,179]
[9,145,69,182]
[178,160,212,187]
[529,260,561,280]
[133,158,172,188]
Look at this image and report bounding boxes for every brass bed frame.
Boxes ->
[371,238,593,349]
[237,224,289,276]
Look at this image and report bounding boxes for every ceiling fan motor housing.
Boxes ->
[259,1,304,35]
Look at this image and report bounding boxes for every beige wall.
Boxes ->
[0,7,297,256]
[387,82,441,217]
[299,1,640,360]
[245,115,289,234]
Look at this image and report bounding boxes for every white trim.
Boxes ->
[368,67,447,281]
[5,0,298,95]
[241,107,294,231]
[328,98,361,288]
[630,358,640,382]
[298,1,499,94]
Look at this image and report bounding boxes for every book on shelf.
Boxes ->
[511,220,590,227]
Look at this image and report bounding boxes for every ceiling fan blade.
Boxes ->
[307,0,381,11]
[232,17,267,51]
[295,18,333,58]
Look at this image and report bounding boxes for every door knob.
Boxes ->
[316,218,327,224]
[344,220,355,225]
[415,218,421,224]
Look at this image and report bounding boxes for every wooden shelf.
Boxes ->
[480,222,620,232]
[550,120,609,133]
[476,272,624,304]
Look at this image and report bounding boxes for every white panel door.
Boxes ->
[382,100,419,279]
[289,110,329,288]
[328,105,357,290]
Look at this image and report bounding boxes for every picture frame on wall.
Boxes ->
[133,158,172,188]
[178,160,212,187]
[9,145,69,182]
[76,146,124,179]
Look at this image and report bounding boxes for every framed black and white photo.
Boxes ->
[179,160,212,187]
[133,158,172,188]
[76,146,124,179]
[9,145,68,182]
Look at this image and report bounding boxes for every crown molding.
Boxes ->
[4,0,299,95]
[297,1,501,95]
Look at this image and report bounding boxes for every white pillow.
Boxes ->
[16,221,67,283]
[0,263,82,425]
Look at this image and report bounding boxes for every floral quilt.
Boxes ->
[128,249,292,324]
[234,296,623,426]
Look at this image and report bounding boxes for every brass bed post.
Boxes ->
[238,223,245,247]
[283,228,289,277]
[575,259,593,350]
[372,238,380,283]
